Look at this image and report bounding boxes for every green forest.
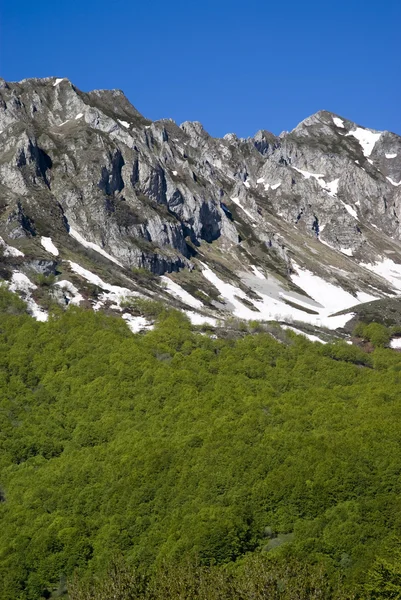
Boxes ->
[1,285,401,599]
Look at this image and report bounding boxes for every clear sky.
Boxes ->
[1,0,400,138]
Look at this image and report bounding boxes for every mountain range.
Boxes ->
[1,76,401,342]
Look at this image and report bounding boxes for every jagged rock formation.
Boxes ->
[1,76,401,335]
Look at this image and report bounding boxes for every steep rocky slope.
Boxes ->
[1,76,401,337]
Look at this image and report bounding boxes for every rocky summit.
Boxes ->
[1,76,401,339]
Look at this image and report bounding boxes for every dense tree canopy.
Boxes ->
[1,286,401,598]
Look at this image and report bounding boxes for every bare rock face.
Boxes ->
[0,77,401,329]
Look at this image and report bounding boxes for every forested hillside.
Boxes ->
[1,286,401,599]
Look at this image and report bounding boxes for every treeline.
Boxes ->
[1,286,401,598]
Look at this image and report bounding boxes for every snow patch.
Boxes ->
[293,168,338,197]
[231,197,255,221]
[69,228,123,266]
[201,262,366,329]
[122,314,152,333]
[75,113,84,120]
[340,248,354,256]
[118,119,130,129]
[68,262,139,310]
[332,117,345,128]
[360,258,401,293]
[387,177,401,187]
[390,338,401,349]
[8,272,48,321]
[346,127,381,157]
[41,236,59,256]
[341,201,358,219]
[264,182,281,191]
[251,266,265,280]
[55,280,84,305]
[257,177,265,184]
[385,153,397,159]
[185,311,218,326]
[243,180,250,189]
[53,78,64,86]
[0,237,24,257]
[161,277,203,309]
[172,170,178,176]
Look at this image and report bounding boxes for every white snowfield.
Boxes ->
[385,153,397,159]
[332,117,345,128]
[0,237,24,257]
[346,127,381,157]
[41,236,59,256]
[199,262,374,330]
[69,228,123,266]
[55,280,84,305]
[360,258,401,293]
[8,272,48,322]
[161,277,203,309]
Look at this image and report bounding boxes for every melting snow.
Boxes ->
[118,119,130,129]
[200,262,368,329]
[251,266,265,280]
[293,167,325,180]
[68,262,139,309]
[346,127,381,157]
[390,338,401,349]
[41,236,59,256]
[231,197,255,221]
[185,311,218,326]
[0,237,24,257]
[293,167,339,197]
[325,178,339,197]
[387,177,401,187]
[340,248,354,256]
[75,113,84,120]
[360,258,401,293]
[122,314,152,333]
[385,153,397,159]
[332,117,345,128]
[341,201,358,219]
[161,277,203,309]
[264,182,281,191]
[69,228,123,266]
[55,280,83,305]
[53,78,64,86]
[8,272,48,321]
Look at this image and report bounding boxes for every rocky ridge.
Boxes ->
[1,76,401,339]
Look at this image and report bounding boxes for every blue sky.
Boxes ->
[1,0,400,138]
